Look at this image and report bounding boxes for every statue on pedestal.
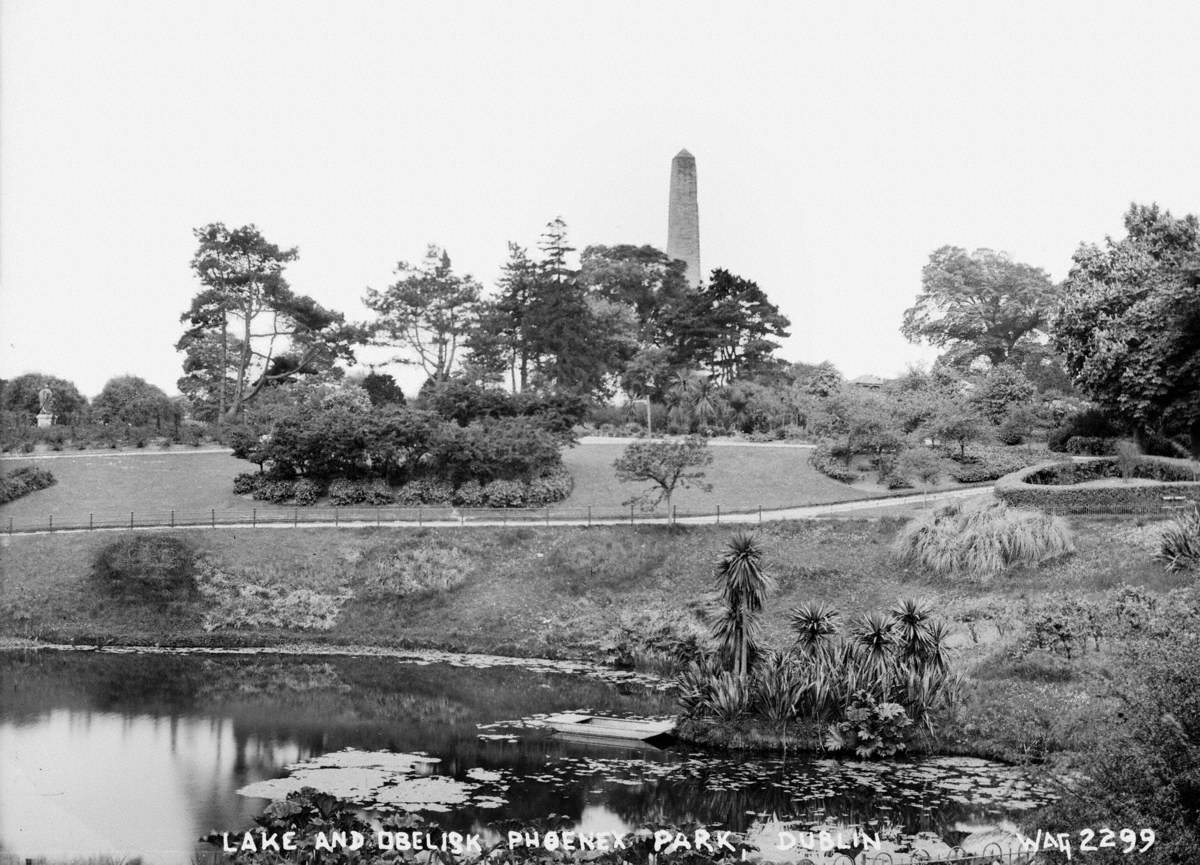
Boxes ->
[36,386,55,428]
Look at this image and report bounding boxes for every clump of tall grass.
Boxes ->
[893,500,1074,579]
[1156,505,1200,572]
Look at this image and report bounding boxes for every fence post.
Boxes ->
[130,511,134,529]
[716,504,720,525]
[376,509,380,528]
[8,516,13,535]
[170,509,175,528]
[89,513,93,531]
[418,508,422,527]
[335,508,339,527]
[211,508,215,528]
[294,508,298,528]
[49,515,53,533]
[587,505,591,527]
[758,505,762,525]
[672,505,676,525]
[252,508,257,528]
[630,503,634,525]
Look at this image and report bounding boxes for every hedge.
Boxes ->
[995,456,1200,514]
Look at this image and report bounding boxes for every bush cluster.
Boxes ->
[93,535,198,602]
[808,443,857,483]
[945,450,1028,483]
[0,466,56,504]
[230,467,573,508]
[1047,408,1123,452]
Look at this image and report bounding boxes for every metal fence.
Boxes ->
[0,501,797,535]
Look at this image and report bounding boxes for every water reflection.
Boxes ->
[0,651,1049,865]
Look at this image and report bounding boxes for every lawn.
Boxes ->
[560,441,869,514]
[0,442,869,530]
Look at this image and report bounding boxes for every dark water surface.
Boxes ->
[0,650,1049,864]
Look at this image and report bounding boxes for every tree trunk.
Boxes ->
[217,314,228,429]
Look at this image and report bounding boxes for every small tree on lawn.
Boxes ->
[896,447,942,508]
[613,434,713,515]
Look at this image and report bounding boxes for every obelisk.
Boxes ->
[667,148,701,287]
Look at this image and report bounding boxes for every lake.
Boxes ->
[0,649,1050,864]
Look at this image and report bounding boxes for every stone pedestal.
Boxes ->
[36,412,53,428]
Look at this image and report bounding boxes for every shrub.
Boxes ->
[809,443,858,483]
[293,478,323,506]
[252,479,296,504]
[893,500,1074,579]
[1064,435,1117,455]
[526,466,573,505]
[946,452,1027,483]
[1048,408,1122,452]
[93,535,198,602]
[391,478,452,506]
[483,478,528,508]
[326,478,366,505]
[0,466,56,504]
[997,415,1027,445]
[232,472,262,495]
[327,478,394,506]
[453,479,485,507]
[1156,505,1200,572]
[823,690,913,758]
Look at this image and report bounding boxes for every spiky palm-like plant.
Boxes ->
[850,612,896,700]
[789,602,841,656]
[713,532,775,678]
[890,598,934,662]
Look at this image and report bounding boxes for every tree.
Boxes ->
[1053,204,1200,455]
[468,220,631,398]
[895,447,941,507]
[924,403,986,458]
[179,223,363,423]
[973,365,1036,424]
[358,371,406,407]
[364,246,481,383]
[902,247,1058,369]
[712,532,775,678]
[0,374,88,423]
[92,376,175,428]
[677,269,791,383]
[612,435,713,514]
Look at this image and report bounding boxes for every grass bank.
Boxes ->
[1,513,1194,770]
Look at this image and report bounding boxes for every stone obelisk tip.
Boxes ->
[667,149,701,287]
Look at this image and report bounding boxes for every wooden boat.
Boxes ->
[543,713,676,741]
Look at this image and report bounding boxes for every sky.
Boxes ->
[2,0,1199,399]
